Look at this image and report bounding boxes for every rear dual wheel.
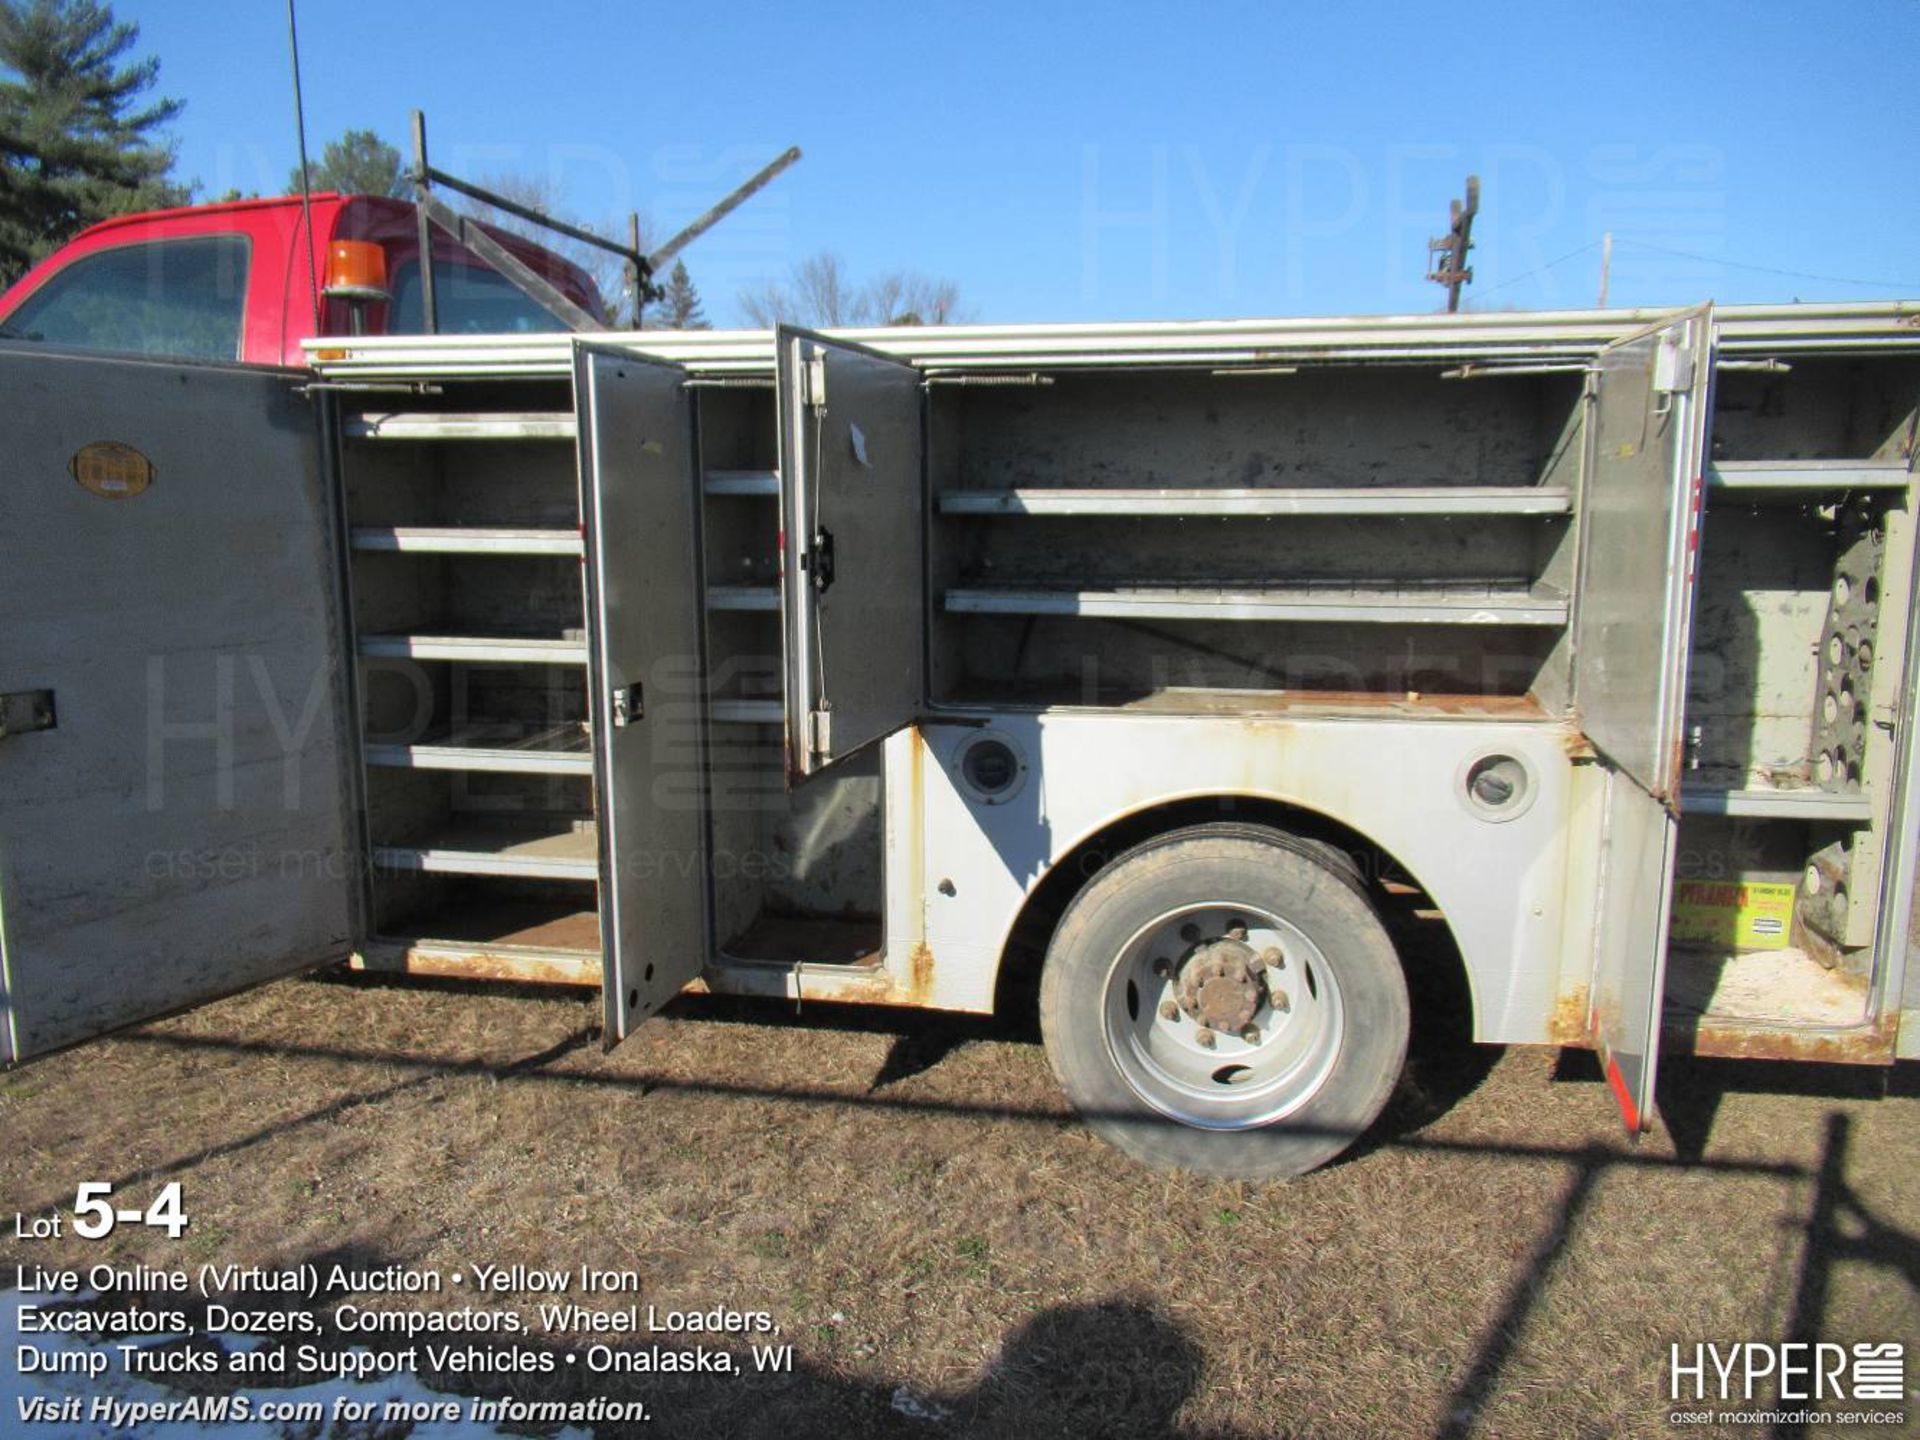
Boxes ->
[1039,824,1409,1178]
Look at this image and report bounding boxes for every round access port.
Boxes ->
[1459,752,1536,823]
[953,730,1029,805]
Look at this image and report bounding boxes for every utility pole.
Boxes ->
[1426,175,1480,313]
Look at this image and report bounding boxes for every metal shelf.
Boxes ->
[351,526,583,556]
[707,585,779,612]
[373,816,599,881]
[358,632,587,664]
[710,699,782,724]
[944,582,1570,626]
[1708,459,1910,493]
[364,721,592,775]
[704,469,780,497]
[344,412,577,441]
[1681,784,1872,822]
[939,486,1572,517]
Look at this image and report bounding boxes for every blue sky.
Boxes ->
[116,1,1920,327]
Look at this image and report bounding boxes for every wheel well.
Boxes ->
[992,794,1478,1044]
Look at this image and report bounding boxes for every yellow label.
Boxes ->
[1671,879,1796,951]
[70,441,154,500]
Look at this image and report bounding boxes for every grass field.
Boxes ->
[2,971,1914,1439]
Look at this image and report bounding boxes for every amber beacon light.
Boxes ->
[323,239,389,302]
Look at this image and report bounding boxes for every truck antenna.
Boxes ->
[285,0,321,332]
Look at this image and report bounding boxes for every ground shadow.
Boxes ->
[12,1022,1915,1438]
[3,1257,1255,1440]
[1655,1055,1894,1164]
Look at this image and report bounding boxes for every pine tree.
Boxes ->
[0,0,186,285]
[652,259,710,329]
[290,129,404,198]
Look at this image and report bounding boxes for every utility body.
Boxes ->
[2,302,1916,1175]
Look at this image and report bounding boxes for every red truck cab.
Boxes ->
[0,193,606,366]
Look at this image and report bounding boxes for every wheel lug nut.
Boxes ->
[1179,924,1201,943]
[1241,1026,1261,1044]
[1151,956,1173,977]
[1270,991,1290,1014]
[1196,1028,1217,1049]
[1258,947,1285,969]
[1225,917,1248,939]
[1158,1000,1180,1022]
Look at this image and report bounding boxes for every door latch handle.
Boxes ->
[806,528,836,595]
[0,689,56,741]
[612,682,643,728]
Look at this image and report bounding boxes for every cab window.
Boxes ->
[389,260,577,334]
[2,235,251,360]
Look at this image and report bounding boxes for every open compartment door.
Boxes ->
[776,326,926,780]
[0,348,358,1063]
[575,344,711,1043]
[1572,306,1716,1131]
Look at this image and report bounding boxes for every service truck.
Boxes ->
[2,301,1915,1177]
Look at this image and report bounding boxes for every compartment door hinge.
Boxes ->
[808,707,832,757]
[1653,336,1696,394]
[803,354,828,408]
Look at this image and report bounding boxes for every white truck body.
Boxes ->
[3,301,1915,1167]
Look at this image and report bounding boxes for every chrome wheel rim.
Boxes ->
[1101,901,1345,1130]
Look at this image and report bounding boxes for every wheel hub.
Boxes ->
[1176,937,1265,1033]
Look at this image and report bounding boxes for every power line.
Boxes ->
[1473,240,1600,299]
[1611,237,1920,291]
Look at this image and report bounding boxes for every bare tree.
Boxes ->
[863,270,962,327]
[739,251,965,327]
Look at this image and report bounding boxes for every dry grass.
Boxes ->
[2,971,1915,1439]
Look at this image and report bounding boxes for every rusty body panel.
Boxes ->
[1542,987,1896,1066]
[1662,1014,1898,1065]
[689,949,935,1009]
[351,943,600,988]
[1547,984,1593,1048]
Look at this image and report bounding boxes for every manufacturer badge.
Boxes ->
[70,441,154,499]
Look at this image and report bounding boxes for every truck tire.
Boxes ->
[1039,823,1409,1178]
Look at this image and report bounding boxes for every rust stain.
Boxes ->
[350,946,600,988]
[826,964,910,1005]
[1663,1014,1897,1065]
[1559,726,1598,762]
[1547,983,1593,1047]
[805,943,935,1007]
[908,940,936,1005]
